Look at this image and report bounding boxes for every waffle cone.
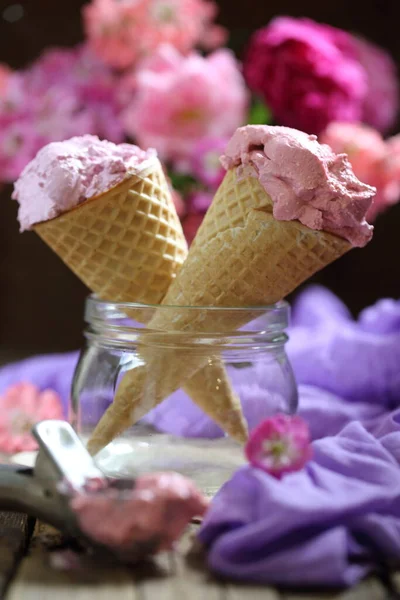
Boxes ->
[87,168,350,455]
[34,159,244,448]
[34,159,187,305]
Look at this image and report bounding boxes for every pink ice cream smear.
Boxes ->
[70,472,208,554]
[13,135,157,231]
[220,125,375,247]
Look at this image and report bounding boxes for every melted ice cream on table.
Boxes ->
[70,472,208,554]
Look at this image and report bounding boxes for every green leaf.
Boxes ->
[169,171,197,192]
[248,100,272,125]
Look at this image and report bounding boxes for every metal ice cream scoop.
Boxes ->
[0,421,123,556]
[0,420,207,562]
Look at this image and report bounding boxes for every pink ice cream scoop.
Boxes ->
[12,135,157,232]
[220,125,375,247]
[70,472,208,554]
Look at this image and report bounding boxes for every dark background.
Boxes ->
[1,0,400,362]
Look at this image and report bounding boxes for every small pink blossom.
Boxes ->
[0,63,11,94]
[123,45,248,164]
[353,36,399,134]
[83,0,227,70]
[320,122,400,221]
[190,137,227,189]
[245,414,312,478]
[0,383,64,454]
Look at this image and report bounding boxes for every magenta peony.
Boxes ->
[245,414,312,479]
[83,0,227,70]
[123,45,248,163]
[243,17,367,135]
[0,46,125,182]
[320,122,400,220]
[352,36,399,134]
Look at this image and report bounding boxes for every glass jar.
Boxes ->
[71,296,298,497]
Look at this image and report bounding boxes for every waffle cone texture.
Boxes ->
[34,159,187,305]
[87,168,351,455]
[34,159,245,446]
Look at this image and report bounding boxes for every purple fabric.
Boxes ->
[1,285,400,586]
[198,286,400,587]
[199,416,400,587]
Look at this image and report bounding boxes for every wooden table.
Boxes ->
[0,512,398,600]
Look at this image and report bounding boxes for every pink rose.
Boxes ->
[320,122,400,220]
[0,383,64,454]
[352,36,399,134]
[83,0,227,70]
[123,45,248,163]
[245,414,312,478]
[243,17,367,135]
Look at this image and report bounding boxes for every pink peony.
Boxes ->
[243,17,367,135]
[0,383,64,454]
[320,122,386,187]
[0,45,125,182]
[0,63,11,93]
[123,45,248,163]
[83,0,227,70]
[320,122,400,220]
[352,36,399,134]
[245,414,312,478]
[190,137,227,189]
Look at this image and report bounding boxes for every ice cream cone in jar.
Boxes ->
[12,135,248,449]
[87,125,375,456]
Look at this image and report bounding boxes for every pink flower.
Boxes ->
[190,137,227,189]
[245,414,312,478]
[368,135,400,220]
[83,0,148,70]
[320,122,386,187]
[83,0,227,70]
[243,17,367,135]
[0,383,64,454]
[320,122,400,221]
[0,45,125,182]
[352,36,399,134]
[0,63,11,94]
[123,45,248,163]
[182,191,213,242]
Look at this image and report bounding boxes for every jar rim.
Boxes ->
[86,294,290,315]
[84,294,290,343]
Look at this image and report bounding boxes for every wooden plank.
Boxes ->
[225,584,280,599]
[6,522,137,600]
[0,512,31,599]
[136,525,224,600]
[281,578,387,600]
